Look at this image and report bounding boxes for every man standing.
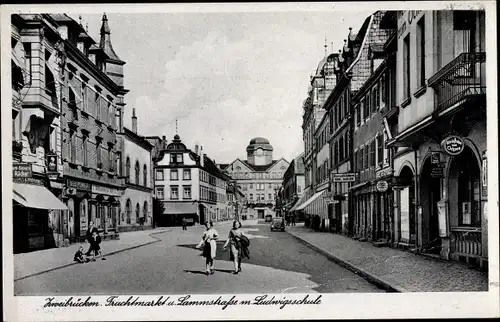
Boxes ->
[182,216,187,231]
[291,214,296,226]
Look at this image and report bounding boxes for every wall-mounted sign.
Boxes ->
[431,152,440,164]
[431,166,444,178]
[67,179,91,191]
[92,185,122,197]
[13,163,32,179]
[46,154,58,173]
[441,136,464,156]
[376,180,389,192]
[332,173,356,182]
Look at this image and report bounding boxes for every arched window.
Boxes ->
[143,164,148,187]
[126,157,131,181]
[143,201,148,224]
[125,199,131,224]
[135,161,140,185]
[135,203,140,224]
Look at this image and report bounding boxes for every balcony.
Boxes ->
[428,52,486,113]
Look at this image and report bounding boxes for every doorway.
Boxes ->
[421,157,442,254]
[257,209,265,219]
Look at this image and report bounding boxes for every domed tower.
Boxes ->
[246,137,273,166]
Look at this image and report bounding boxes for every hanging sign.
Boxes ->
[430,166,444,178]
[431,152,440,164]
[441,136,464,156]
[46,154,58,173]
[376,180,389,192]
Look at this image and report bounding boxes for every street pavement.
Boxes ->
[14,221,384,295]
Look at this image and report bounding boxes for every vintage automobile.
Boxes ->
[270,217,285,232]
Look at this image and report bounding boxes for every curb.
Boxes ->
[14,229,172,282]
[288,231,407,293]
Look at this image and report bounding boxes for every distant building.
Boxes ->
[154,135,230,226]
[282,153,305,220]
[221,137,289,220]
[116,109,153,231]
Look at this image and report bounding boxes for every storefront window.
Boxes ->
[458,161,481,226]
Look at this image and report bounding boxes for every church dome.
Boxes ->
[249,137,270,145]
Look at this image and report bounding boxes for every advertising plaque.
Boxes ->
[441,136,464,156]
[331,173,356,183]
[376,180,389,192]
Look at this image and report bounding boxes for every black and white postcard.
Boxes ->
[1,2,498,321]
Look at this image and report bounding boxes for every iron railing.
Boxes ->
[428,52,486,112]
[450,227,482,258]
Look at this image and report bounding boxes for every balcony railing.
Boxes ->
[428,52,486,113]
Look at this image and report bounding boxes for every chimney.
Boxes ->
[195,144,199,154]
[200,146,204,167]
[131,108,137,134]
[162,135,167,149]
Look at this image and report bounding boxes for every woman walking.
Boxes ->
[196,221,218,275]
[223,220,250,274]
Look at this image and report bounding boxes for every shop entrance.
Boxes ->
[257,209,265,219]
[421,156,442,254]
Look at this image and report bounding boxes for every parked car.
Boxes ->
[270,217,285,232]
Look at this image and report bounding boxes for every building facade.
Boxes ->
[221,137,289,220]
[11,14,68,253]
[387,10,487,268]
[154,136,230,226]
[116,109,153,231]
[281,153,305,221]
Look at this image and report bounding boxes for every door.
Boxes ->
[258,209,265,219]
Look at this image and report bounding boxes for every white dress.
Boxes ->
[200,228,218,259]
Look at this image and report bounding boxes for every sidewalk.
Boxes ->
[287,224,488,292]
[14,227,171,281]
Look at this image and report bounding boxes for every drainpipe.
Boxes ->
[413,145,420,251]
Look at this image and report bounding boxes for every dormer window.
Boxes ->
[170,153,183,164]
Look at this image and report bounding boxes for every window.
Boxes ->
[115,151,121,174]
[136,203,140,224]
[108,102,114,128]
[370,140,376,167]
[339,137,344,161]
[82,135,88,166]
[170,169,178,181]
[354,150,359,171]
[362,97,369,122]
[115,108,121,132]
[143,164,148,186]
[345,132,350,158]
[453,11,476,56]
[355,104,361,127]
[372,85,379,112]
[298,186,302,193]
[125,199,132,223]
[183,186,192,199]
[23,43,32,84]
[95,91,101,120]
[155,169,163,180]
[96,142,102,169]
[377,134,384,165]
[143,201,148,221]
[269,183,272,188]
[170,153,183,164]
[360,146,364,170]
[44,50,56,96]
[171,186,179,199]
[135,161,140,185]
[417,17,426,87]
[334,141,339,165]
[81,82,88,113]
[250,194,253,200]
[108,147,114,172]
[126,157,131,180]
[403,35,411,100]
[268,194,272,200]
[183,169,191,180]
[249,183,253,189]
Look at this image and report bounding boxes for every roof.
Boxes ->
[241,160,279,172]
[99,13,125,63]
[203,156,228,180]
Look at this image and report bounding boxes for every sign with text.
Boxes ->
[91,185,122,197]
[331,173,356,182]
[431,166,444,178]
[376,180,389,192]
[67,179,91,191]
[13,163,32,179]
[441,136,464,156]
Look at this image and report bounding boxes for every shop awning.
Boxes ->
[296,190,326,211]
[163,202,197,215]
[290,191,309,212]
[13,183,67,210]
[304,190,328,219]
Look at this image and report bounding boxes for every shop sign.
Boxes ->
[67,179,91,191]
[91,185,122,197]
[441,136,464,156]
[13,163,43,185]
[376,180,389,192]
[431,166,444,178]
[46,154,58,173]
[431,152,440,164]
[332,173,356,182]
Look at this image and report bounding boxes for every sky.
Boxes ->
[72,9,372,164]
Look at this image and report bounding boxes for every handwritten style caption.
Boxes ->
[44,294,322,310]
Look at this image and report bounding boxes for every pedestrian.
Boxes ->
[223,220,250,274]
[291,214,296,226]
[73,245,87,263]
[85,221,98,256]
[88,230,106,261]
[182,216,187,231]
[196,221,218,275]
